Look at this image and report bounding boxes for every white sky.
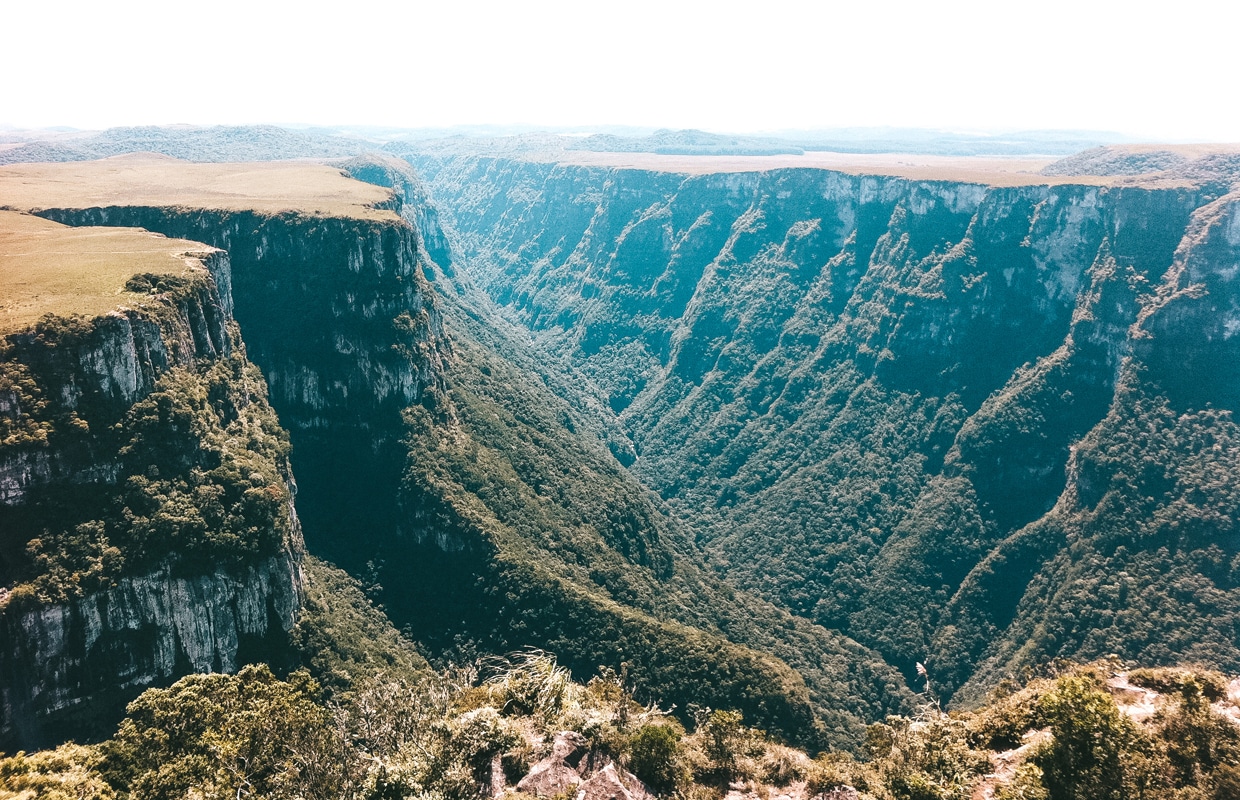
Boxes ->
[3,0,1237,141]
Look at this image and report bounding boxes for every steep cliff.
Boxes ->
[410,155,1240,700]
[0,214,304,748]
[33,205,449,572]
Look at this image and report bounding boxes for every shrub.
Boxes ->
[966,679,1050,751]
[1209,764,1240,800]
[994,763,1049,800]
[0,743,115,800]
[628,723,683,793]
[1128,668,1228,702]
[484,651,579,724]
[759,744,808,786]
[701,710,746,780]
[1032,675,1139,800]
[100,665,346,800]
[1155,677,1240,787]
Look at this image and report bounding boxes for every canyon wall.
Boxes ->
[412,156,1240,699]
[35,207,450,572]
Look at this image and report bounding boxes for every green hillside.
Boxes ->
[409,154,1240,702]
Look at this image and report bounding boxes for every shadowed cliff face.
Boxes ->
[411,156,1240,698]
[0,250,304,749]
[2,555,301,749]
[35,208,450,573]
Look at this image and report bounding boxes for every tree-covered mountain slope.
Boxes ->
[407,154,1240,702]
[336,157,914,747]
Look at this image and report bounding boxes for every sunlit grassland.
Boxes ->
[0,211,210,332]
[0,153,399,220]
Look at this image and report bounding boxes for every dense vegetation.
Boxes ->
[5,649,1239,800]
[948,370,1240,702]
[377,281,911,748]
[411,156,1240,704]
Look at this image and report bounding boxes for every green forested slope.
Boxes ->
[409,155,1240,701]
[377,240,912,747]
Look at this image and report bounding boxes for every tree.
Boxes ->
[101,665,349,800]
[1033,675,1138,800]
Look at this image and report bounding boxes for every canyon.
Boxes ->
[1,142,1238,760]
[409,152,1240,704]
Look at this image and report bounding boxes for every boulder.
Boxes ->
[575,763,655,800]
[517,731,588,797]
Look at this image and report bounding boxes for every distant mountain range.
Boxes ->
[0,123,1136,166]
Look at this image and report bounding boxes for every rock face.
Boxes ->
[517,730,588,796]
[0,251,232,506]
[410,156,1240,699]
[1,553,301,748]
[513,732,654,800]
[0,244,305,749]
[575,763,654,800]
[35,206,449,574]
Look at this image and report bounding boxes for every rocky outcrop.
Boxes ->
[507,730,655,800]
[575,763,655,800]
[1,552,301,748]
[0,251,231,506]
[517,730,589,796]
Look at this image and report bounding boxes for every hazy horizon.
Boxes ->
[3,0,1238,143]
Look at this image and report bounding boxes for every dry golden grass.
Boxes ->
[552,150,1122,187]
[0,210,213,333]
[0,153,399,220]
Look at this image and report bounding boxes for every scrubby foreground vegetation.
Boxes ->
[5,622,1240,800]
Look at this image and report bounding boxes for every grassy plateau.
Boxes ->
[0,210,213,332]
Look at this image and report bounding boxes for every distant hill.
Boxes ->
[0,124,372,164]
[0,124,1130,168]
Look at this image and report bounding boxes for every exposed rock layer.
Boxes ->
[1,553,301,748]
[34,207,450,569]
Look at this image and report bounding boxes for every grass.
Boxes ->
[0,210,212,333]
[0,153,400,220]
